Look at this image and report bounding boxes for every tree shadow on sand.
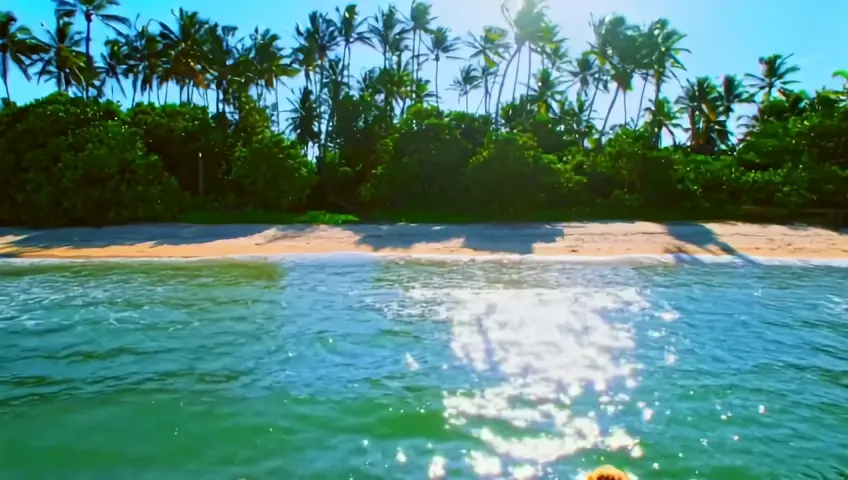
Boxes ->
[665,223,757,264]
[340,223,572,255]
[0,224,311,257]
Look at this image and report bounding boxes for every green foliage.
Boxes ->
[0,93,180,226]
[127,102,227,196]
[2,4,848,227]
[570,127,679,208]
[468,132,582,214]
[229,132,317,210]
[365,105,475,212]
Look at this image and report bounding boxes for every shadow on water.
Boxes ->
[665,222,758,264]
[340,223,570,255]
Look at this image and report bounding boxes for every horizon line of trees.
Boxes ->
[4,2,847,144]
[1,1,847,227]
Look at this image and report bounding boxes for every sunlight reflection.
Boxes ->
[413,286,660,474]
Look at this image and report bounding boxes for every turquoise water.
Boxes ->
[1,258,847,479]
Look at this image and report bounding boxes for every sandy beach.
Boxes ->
[1,222,846,260]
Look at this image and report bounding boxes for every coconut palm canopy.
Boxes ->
[3,0,841,144]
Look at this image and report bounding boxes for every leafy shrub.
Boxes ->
[0,93,180,226]
[228,132,317,210]
[467,132,583,215]
[365,105,475,212]
[127,102,228,196]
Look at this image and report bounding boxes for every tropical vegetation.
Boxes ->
[0,2,846,227]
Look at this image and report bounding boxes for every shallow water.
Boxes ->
[1,258,847,479]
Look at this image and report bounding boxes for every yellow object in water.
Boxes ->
[585,465,629,480]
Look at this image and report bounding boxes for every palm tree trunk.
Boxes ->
[600,87,619,140]
[687,109,697,146]
[410,30,417,82]
[340,45,348,90]
[623,91,628,125]
[275,81,281,132]
[345,44,352,86]
[483,76,489,115]
[495,49,519,125]
[587,76,603,120]
[652,74,663,145]
[435,60,440,108]
[1,56,9,100]
[417,36,424,82]
[635,74,649,126]
[316,66,327,177]
[525,49,532,96]
[663,125,677,147]
[85,16,92,63]
[511,48,522,101]
[85,15,92,99]
[475,94,484,114]
[465,93,469,112]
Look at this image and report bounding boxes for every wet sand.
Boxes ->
[1,222,846,260]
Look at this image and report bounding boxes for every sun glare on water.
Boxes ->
[400,267,667,479]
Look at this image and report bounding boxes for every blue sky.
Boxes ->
[5,0,847,131]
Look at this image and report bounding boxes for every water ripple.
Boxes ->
[0,259,846,479]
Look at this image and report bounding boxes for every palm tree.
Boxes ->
[528,67,565,114]
[676,76,726,150]
[136,22,162,103]
[745,53,800,102]
[295,11,338,173]
[33,20,86,93]
[566,51,596,98]
[590,14,638,138]
[719,74,749,121]
[537,24,568,73]
[637,18,689,127]
[97,38,125,99]
[408,1,434,84]
[532,20,566,93]
[286,86,320,155]
[158,8,209,103]
[465,26,509,115]
[333,4,368,86]
[643,97,683,146]
[53,0,130,66]
[426,26,462,108]
[567,51,607,127]
[449,64,480,111]
[248,27,293,106]
[0,12,44,100]
[206,23,240,112]
[495,0,548,123]
[366,6,408,70]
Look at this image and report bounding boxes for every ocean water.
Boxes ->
[1,257,847,480]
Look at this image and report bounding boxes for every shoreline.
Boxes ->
[1,222,847,261]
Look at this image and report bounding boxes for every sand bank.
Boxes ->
[1,222,846,261]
